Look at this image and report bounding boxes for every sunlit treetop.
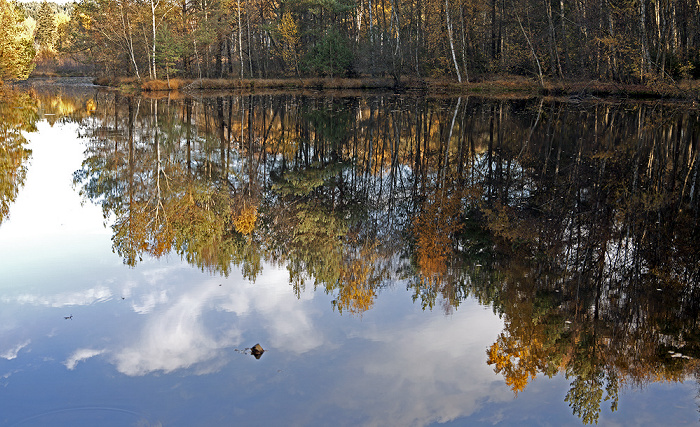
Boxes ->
[0,0,35,81]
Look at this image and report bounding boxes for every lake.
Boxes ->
[1,78,698,426]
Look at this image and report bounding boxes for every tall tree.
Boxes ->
[0,0,35,80]
[35,1,57,50]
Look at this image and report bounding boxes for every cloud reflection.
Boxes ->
[64,348,106,370]
[131,290,169,314]
[113,285,240,376]
[1,339,31,360]
[330,302,511,426]
[112,265,322,376]
[5,286,112,307]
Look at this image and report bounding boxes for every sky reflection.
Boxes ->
[0,119,516,426]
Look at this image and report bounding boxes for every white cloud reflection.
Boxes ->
[131,290,169,314]
[64,348,106,370]
[1,339,31,360]
[327,302,511,426]
[114,284,236,376]
[4,286,112,307]
[112,265,322,376]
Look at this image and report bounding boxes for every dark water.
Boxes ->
[1,80,699,426]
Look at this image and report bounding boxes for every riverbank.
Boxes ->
[89,75,700,100]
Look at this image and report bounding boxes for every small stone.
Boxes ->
[250,344,265,359]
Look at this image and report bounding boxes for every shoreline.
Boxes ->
[19,73,700,101]
[96,75,700,101]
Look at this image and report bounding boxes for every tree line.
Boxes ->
[4,0,700,82]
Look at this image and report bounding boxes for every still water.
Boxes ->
[0,78,698,426]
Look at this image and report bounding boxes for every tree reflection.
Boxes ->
[479,101,700,424]
[0,87,37,225]
[70,91,700,423]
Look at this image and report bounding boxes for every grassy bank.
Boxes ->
[91,75,700,100]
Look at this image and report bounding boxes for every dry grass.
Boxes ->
[540,78,700,99]
[141,78,188,91]
[92,74,700,100]
[182,77,399,91]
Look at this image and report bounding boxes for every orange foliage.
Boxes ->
[413,190,463,282]
[487,337,540,395]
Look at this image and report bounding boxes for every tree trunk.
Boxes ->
[151,0,157,79]
[545,0,563,78]
[119,1,140,79]
[515,9,543,86]
[237,0,244,78]
[446,0,462,82]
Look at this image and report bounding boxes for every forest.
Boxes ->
[4,0,700,85]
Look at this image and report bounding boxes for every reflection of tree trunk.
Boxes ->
[443,97,461,188]
[114,93,120,154]
[367,102,375,176]
[520,98,542,158]
[413,100,422,194]
[128,97,135,262]
[488,104,495,200]
[217,97,227,181]
[128,98,134,192]
[154,100,162,218]
[248,95,254,195]
[186,98,192,174]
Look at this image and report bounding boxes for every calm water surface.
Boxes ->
[0,79,699,426]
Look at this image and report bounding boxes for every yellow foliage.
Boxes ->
[488,339,538,395]
[78,12,91,30]
[335,242,380,315]
[86,98,96,114]
[48,96,76,116]
[233,204,258,235]
[278,12,299,73]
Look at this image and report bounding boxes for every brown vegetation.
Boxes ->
[91,74,700,100]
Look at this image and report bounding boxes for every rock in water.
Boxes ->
[250,344,265,359]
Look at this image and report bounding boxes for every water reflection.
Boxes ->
[0,87,38,225]
[2,86,700,425]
